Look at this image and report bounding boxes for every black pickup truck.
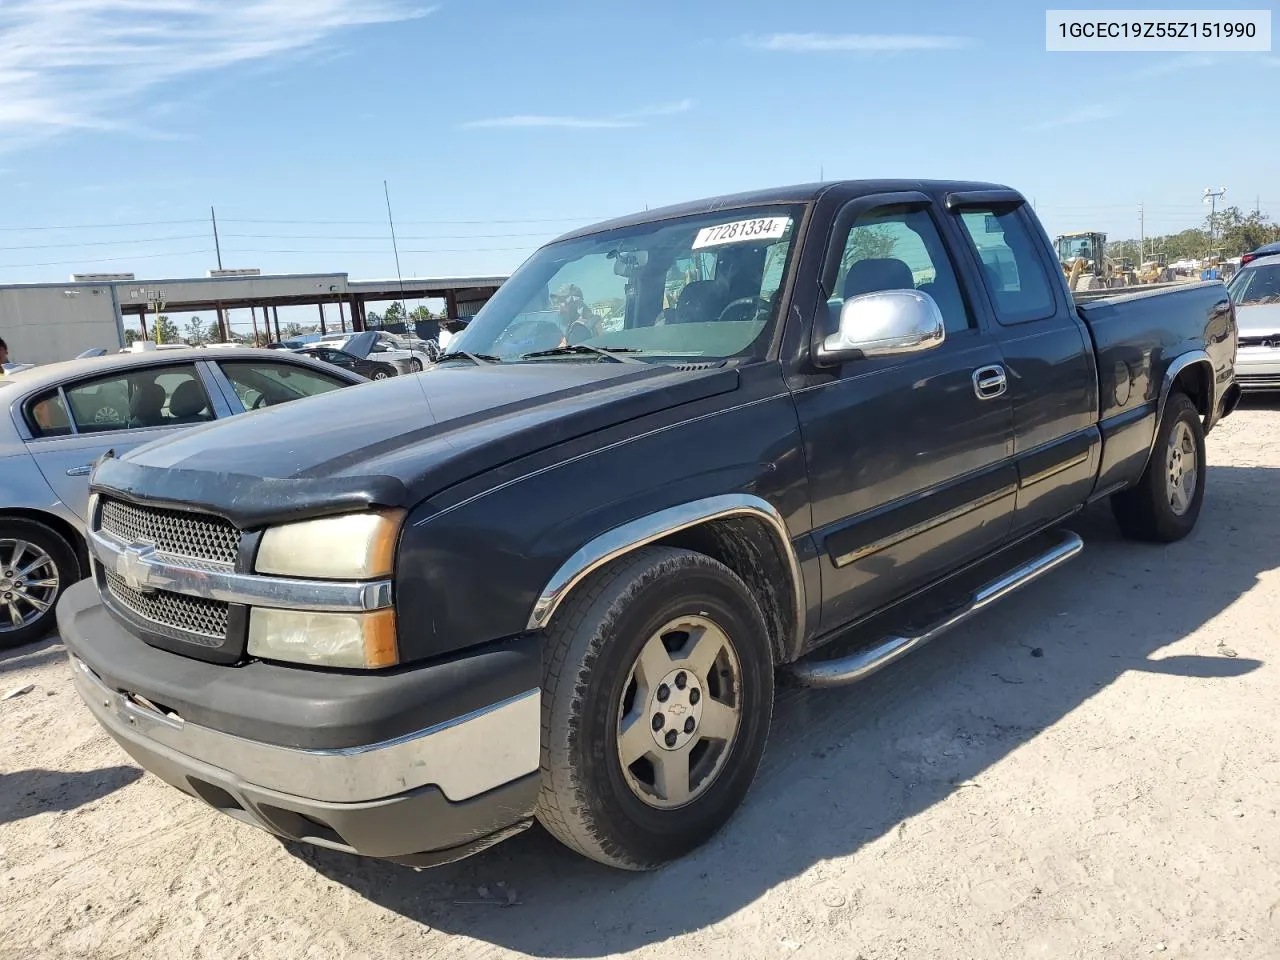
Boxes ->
[57,180,1238,872]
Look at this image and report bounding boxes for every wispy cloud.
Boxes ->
[745,32,972,53]
[0,1,435,151]
[462,99,693,131]
[1024,104,1119,132]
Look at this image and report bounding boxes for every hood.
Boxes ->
[92,362,738,527]
[1236,302,1280,337]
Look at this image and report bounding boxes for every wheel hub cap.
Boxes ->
[0,539,59,632]
[616,614,743,809]
[1165,421,1198,517]
[648,668,704,751]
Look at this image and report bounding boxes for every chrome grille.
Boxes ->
[99,498,239,566]
[104,570,229,643]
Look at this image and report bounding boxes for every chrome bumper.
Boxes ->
[69,654,540,804]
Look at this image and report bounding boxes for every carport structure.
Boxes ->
[115,272,506,342]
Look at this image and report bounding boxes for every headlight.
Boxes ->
[255,509,404,579]
[248,608,398,669]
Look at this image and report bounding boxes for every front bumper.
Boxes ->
[58,580,542,866]
[1236,348,1280,391]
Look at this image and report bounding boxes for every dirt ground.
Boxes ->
[3,399,1280,960]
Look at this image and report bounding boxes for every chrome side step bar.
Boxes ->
[788,531,1084,688]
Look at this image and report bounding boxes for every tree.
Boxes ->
[840,227,897,276]
[123,328,142,345]
[153,314,180,344]
[282,322,306,339]
[183,316,215,346]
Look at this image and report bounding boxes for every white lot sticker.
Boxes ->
[692,217,790,250]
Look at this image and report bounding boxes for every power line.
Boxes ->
[0,218,206,232]
[0,234,207,252]
[0,248,213,270]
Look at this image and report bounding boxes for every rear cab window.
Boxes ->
[956,209,1058,324]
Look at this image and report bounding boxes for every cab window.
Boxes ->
[957,209,1057,324]
[827,207,973,336]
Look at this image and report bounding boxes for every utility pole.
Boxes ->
[211,206,223,270]
[1203,186,1226,255]
[1139,202,1145,261]
[383,180,407,324]
[211,207,227,339]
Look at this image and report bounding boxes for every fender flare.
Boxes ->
[526,493,807,651]
[1148,350,1215,464]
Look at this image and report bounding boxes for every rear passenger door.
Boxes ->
[792,193,1015,632]
[22,362,226,521]
[944,193,1100,534]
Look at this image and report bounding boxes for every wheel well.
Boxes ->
[0,509,87,579]
[656,516,795,663]
[1170,362,1211,418]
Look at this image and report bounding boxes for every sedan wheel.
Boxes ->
[0,519,77,649]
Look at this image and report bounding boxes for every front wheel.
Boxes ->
[408,358,423,373]
[371,366,393,381]
[535,546,774,870]
[1111,390,1206,542]
[0,519,78,649]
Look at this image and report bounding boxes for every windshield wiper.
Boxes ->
[437,350,501,365]
[519,345,644,363]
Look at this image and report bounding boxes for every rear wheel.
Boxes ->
[1111,391,1206,542]
[535,546,774,870]
[0,519,78,649]
[408,358,423,373]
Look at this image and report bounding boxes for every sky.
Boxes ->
[0,0,1277,308]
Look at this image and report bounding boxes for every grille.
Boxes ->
[104,570,229,643]
[100,498,240,566]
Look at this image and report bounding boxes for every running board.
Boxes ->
[787,531,1084,688]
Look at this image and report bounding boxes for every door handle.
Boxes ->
[972,365,1008,400]
[65,464,94,477]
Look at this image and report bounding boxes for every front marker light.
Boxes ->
[248,608,398,669]
[255,509,404,579]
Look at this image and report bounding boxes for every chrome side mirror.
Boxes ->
[818,288,946,363]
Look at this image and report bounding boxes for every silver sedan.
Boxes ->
[0,347,367,647]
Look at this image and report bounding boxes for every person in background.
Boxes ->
[0,336,9,368]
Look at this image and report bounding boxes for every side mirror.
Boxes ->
[817,289,946,364]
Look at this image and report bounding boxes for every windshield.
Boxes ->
[1057,236,1096,262]
[1229,263,1280,305]
[447,204,805,364]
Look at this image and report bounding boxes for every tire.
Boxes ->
[535,545,774,870]
[0,518,79,649]
[1111,391,1206,542]
[371,366,393,381]
[408,358,423,373]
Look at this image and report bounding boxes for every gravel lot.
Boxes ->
[3,398,1279,960]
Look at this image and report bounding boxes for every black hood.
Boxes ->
[92,362,738,528]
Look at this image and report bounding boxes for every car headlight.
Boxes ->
[248,608,398,669]
[255,509,404,579]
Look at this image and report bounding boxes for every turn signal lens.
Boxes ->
[248,607,398,669]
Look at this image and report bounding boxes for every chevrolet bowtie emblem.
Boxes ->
[115,545,157,593]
